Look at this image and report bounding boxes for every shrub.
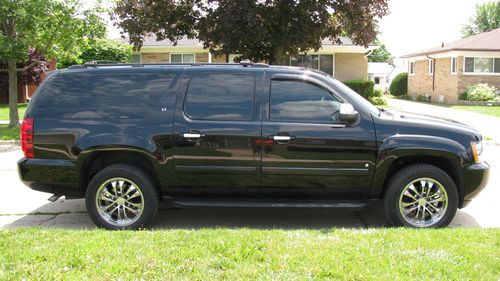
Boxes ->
[416,95,430,102]
[369,96,387,106]
[370,88,383,98]
[343,79,374,99]
[389,72,408,96]
[462,83,497,101]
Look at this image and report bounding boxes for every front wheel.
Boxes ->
[384,164,458,228]
[85,164,159,230]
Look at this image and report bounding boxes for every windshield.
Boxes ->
[325,76,380,116]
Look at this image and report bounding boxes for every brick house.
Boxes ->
[402,28,500,104]
[127,36,376,81]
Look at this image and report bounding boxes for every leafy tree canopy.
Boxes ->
[58,38,133,68]
[113,0,389,63]
[368,40,391,63]
[0,0,106,63]
[0,48,49,88]
[461,1,500,37]
[0,0,107,126]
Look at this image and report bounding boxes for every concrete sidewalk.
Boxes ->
[0,144,499,229]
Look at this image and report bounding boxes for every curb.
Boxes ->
[484,140,499,146]
[0,140,20,146]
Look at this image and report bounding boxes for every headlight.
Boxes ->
[471,141,484,163]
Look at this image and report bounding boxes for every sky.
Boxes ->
[378,0,492,57]
[102,0,492,58]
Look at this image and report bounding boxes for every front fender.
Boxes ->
[372,134,468,194]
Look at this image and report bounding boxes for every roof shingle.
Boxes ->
[402,28,500,58]
[119,35,367,47]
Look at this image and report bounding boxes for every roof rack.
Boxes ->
[68,61,269,69]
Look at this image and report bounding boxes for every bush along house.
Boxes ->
[402,28,500,104]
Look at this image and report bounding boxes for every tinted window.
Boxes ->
[185,74,255,121]
[270,80,342,123]
[34,73,175,119]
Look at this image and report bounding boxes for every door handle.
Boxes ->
[181,133,202,138]
[273,135,292,141]
[180,131,205,140]
[269,134,295,143]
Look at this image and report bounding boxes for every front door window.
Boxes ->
[270,80,342,123]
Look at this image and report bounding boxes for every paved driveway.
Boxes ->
[387,98,500,142]
[1,140,499,229]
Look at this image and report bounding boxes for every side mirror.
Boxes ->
[339,103,359,123]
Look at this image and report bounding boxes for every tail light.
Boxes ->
[21,117,34,158]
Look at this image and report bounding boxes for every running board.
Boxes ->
[168,198,377,209]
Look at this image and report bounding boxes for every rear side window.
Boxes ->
[34,73,175,119]
[184,74,255,121]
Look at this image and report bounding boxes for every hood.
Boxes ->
[380,109,482,139]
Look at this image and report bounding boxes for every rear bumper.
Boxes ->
[17,157,83,197]
[461,161,490,208]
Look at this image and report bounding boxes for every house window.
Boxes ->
[450,57,457,74]
[290,54,334,76]
[428,59,434,75]
[409,61,415,75]
[464,57,500,73]
[131,54,141,63]
[228,54,241,63]
[374,77,380,84]
[170,53,195,63]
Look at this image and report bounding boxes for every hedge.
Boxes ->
[343,80,374,99]
[389,72,408,96]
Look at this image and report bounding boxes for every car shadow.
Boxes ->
[4,199,481,229]
[4,199,389,229]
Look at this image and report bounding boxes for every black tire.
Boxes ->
[384,164,458,228]
[85,164,159,230]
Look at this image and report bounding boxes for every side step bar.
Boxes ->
[169,198,377,209]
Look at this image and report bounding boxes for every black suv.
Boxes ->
[18,62,489,229]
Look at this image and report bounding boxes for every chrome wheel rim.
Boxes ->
[399,178,448,227]
[95,177,144,227]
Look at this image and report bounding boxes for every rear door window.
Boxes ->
[34,72,176,119]
[184,74,255,121]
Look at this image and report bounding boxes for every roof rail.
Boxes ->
[67,62,269,69]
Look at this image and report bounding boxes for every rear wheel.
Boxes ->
[85,164,159,230]
[384,164,458,228]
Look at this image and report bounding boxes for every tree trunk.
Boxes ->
[8,59,20,128]
[270,47,284,65]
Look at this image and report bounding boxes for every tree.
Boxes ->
[368,40,391,63]
[0,48,49,89]
[0,0,106,127]
[58,38,133,68]
[462,1,500,37]
[113,0,389,64]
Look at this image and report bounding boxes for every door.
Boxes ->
[171,69,263,194]
[261,75,377,198]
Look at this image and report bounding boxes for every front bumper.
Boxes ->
[17,157,83,197]
[461,161,490,208]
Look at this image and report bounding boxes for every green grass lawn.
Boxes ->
[0,125,20,140]
[0,103,27,121]
[445,105,500,118]
[0,228,498,280]
[388,97,500,118]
